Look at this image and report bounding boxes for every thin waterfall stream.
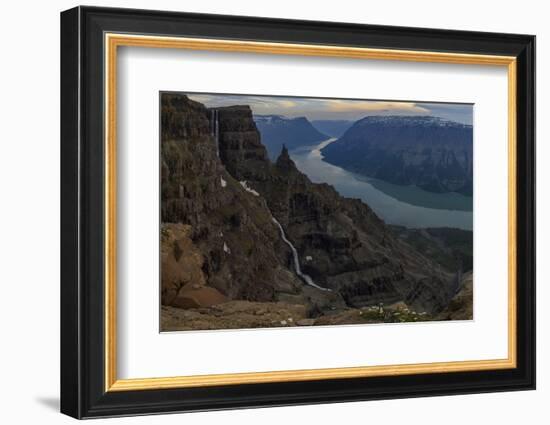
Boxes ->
[211,109,220,157]
[271,217,331,292]
[214,108,329,292]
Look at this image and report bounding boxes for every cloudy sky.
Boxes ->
[186,93,473,125]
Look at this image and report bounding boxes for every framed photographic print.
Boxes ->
[60,6,535,419]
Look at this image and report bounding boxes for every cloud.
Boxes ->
[325,100,430,114]
[278,100,298,108]
[187,94,297,110]
[182,92,471,123]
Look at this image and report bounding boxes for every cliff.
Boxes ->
[161,94,305,304]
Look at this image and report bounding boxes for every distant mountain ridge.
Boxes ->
[321,115,473,195]
[311,120,353,137]
[254,114,328,160]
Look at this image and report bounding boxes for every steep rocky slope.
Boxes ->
[161,95,304,303]
[436,272,473,321]
[321,116,473,195]
[390,226,473,273]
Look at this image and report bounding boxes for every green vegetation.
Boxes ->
[357,306,432,323]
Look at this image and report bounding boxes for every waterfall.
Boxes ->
[271,217,331,292]
[236,173,330,292]
[211,109,220,158]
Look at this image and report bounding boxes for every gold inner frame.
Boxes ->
[104,33,518,392]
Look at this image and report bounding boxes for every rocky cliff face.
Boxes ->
[161,94,305,303]
[436,272,473,320]
[217,107,458,314]
[216,106,272,181]
[321,116,473,195]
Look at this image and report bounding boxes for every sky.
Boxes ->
[186,93,473,125]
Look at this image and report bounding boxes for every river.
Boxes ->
[289,138,473,230]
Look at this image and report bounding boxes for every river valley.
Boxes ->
[290,138,473,230]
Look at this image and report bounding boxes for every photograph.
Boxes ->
[160,92,474,331]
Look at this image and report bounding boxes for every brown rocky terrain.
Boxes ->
[436,272,473,320]
[160,93,470,331]
[161,223,227,309]
[162,95,300,302]
[161,301,308,331]
[161,299,434,331]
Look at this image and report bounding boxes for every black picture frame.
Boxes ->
[61,5,535,419]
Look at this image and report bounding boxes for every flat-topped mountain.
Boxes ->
[254,114,328,160]
[321,115,473,195]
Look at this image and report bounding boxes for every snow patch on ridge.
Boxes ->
[356,115,471,128]
[223,242,231,254]
[239,180,260,196]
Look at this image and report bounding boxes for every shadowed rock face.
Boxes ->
[321,116,473,195]
[216,106,272,181]
[436,272,473,320]
[161,95,304,303]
